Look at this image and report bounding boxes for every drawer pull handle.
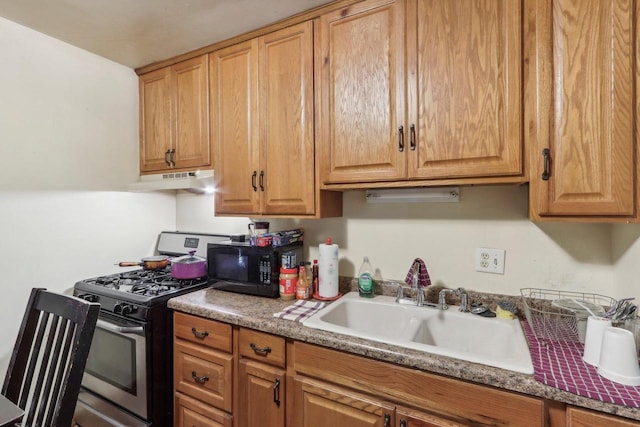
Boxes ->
[169,148,176,167]
[191,371,209,384]
[164,149,171,166]
[250,342,272,356]
[273,378,281,407]
[384,413,391,427]
[398,125,405,152]
[542,148,550,181]
[191,327,209,339]
[259,170,265,192]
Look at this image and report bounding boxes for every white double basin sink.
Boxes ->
[303,292,534,374]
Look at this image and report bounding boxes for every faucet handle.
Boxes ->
[395,282,405,302]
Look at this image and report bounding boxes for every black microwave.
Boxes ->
[207,240,303,297]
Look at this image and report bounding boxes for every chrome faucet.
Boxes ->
[438,287,470,312]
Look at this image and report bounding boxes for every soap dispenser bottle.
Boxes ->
[358,256,374,298]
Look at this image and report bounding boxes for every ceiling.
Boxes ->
[0,0,333,69]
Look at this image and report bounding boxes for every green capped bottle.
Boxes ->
[358,256,374,298]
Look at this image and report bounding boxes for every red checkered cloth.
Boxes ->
[404,258,432,288]
[524,322,640,407]
[273,300,326,322]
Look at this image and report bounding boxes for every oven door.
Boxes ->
[82,313,148,420]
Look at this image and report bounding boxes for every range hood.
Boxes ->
[127,170,214,194]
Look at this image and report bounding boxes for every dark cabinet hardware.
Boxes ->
[164,149,171,166]
[169,148,176,166]
[384,413,391,427]
[191,327,209,339]
[542,148,550,181]
[250,342,272,355]
[398,125,405,152]
[410,124,416,151]
[191,371,209,384]
[259,170,265,191]
[400,420,407,427]
[251,171,258,191]
[273,378,281,407]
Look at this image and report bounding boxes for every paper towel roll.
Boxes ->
[318,237,339,298]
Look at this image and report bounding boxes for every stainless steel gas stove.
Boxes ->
[72,231,228,427]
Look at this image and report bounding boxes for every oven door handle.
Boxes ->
[97,319,144,334]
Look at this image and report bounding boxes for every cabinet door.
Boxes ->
[527,0,635,218]
[566,406,639,427]
[175,392,233,427]
[292,376,395,427]
[407,0,522,179]
[172,55,210,170]
[239,359,285,427]
[139,67,172,172]
[318,0,406,183]
[260,22,316,215]
[396,405,464,427]
[211,40,261,214]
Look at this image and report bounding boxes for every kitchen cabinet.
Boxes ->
[526,0,637,220]
[139,55,210,173]
[566,406,640,427]
[211,22,342,217]
[293,342,543,427]
[317,0,523,188]
[238,328,286,427]
[173,312,234,426]
[292,376,395,427]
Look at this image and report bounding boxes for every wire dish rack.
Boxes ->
[520,288,616,345]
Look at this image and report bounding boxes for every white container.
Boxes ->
[582,316,611,366]
[318,237,339,298]
[597,327,640,386]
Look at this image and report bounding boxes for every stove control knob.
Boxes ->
[113,303,124,314]
[79,294,98,303]
[121,305,133,315]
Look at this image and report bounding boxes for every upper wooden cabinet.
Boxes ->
[317,0,523,187]
[139,55,210,173]
[527,0,637,220]
[211,22,342,217]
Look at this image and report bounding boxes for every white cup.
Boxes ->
[597,327,640,386]
[582,316,612,366]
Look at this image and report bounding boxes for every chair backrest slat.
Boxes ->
[2,288,99,427]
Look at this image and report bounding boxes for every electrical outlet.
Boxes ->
[475,248,505,274]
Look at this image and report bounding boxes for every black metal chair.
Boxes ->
[2,288,99,427]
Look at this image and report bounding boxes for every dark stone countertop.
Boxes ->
[168,287,640,422]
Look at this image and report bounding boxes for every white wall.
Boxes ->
[0,17,176,375]
[176,185,632,300]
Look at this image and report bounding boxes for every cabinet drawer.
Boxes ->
[239,328,285,367]
[174,311,232,352]
[175,392,233,427]
[174,339,233,412]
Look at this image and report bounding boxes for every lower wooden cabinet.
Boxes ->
[239,359,286,427]
[175,392,233,427]
[566,406,640,427]
[292,376,394,427]
[173,312,640,427]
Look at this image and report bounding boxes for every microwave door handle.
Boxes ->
[97,319,144,334]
